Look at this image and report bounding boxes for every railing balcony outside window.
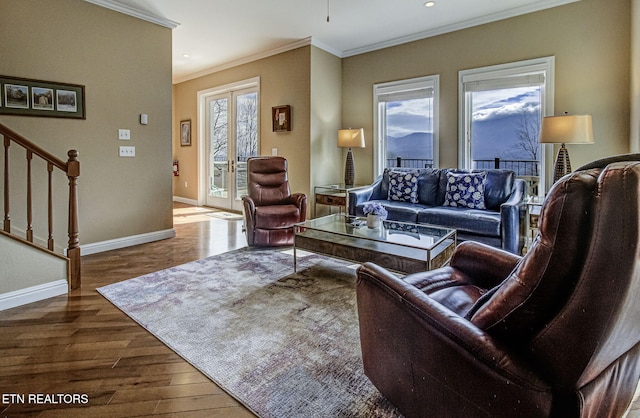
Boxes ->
[387,156,539,177]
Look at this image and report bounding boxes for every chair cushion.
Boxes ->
[388,170,420,203]
[443,172,486,209]
[255,204,301,229]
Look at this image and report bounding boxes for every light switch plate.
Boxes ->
[119,146,135,157]
[118,129,131,140]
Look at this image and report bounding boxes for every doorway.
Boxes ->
[199,78,259,211]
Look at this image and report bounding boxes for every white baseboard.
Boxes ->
[173,196,199,206]
[0,280,68,312]
[81,228,176,256]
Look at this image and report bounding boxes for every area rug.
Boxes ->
[97,247,402,418]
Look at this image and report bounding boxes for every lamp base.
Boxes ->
[344,148,355,187]
[553,143,572,183]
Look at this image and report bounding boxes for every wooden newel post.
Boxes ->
[66,150,81,290]
[3,137,10,233]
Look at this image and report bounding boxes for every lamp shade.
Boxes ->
[539,115,594,144]
[338,128,365,148]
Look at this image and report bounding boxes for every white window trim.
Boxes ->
[373,75,440,178]
[458,57,555,193]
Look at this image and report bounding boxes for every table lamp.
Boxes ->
[338,128,365,186]
[539,115,594,182]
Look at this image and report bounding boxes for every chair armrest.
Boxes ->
[241,195,256,222]
[287,193,308,220]
[500,178,527,254]
[347,177,383,215]
[450,241,521,289]
[356,262,551,417]
[403,241,520,291]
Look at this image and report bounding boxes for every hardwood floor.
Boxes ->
[1,202,639,417]
[0,203,255,417]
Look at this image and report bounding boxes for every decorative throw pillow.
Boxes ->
[443,172,486,209]
[388,170,419,203]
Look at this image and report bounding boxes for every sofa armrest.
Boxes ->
[500,178,527,254]
[356,262,551,417]
[347,177,383,215]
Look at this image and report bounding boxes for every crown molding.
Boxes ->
[84,0,180,29]
[342,0,580,57]
[174,37,341,84]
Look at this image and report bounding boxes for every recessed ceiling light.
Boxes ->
[182,53,190,58]
[424,1,435,7]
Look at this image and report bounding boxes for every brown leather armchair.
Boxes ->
[356,156,640,417]
[242,156,307,246]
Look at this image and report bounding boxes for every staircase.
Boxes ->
[1,123,80,301]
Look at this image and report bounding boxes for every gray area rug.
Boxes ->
[97,247,402,418]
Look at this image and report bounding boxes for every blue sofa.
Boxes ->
[348,167,527,254]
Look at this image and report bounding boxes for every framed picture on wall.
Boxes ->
[180,119,191,146]
[272,105,291,132]
[0,75,85,119]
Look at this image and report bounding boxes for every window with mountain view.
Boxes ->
[374,75,439,177]
[469,85,542,175]
[459,57,554,192]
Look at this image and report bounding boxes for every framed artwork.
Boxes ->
[180,119,191,146]
[0,75,85,119]
[272,105,291,132]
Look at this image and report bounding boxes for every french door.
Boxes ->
[204,88,258,211]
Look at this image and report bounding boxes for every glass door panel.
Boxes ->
[206,95,231,208]
[235,91,258,202]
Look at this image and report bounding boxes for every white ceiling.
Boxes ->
[88,0,579,83]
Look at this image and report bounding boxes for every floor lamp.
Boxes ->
[539,115,594,183]
[338,128,365,186]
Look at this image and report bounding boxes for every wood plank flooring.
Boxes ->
[1,202,639,417]
[0,203,255,417]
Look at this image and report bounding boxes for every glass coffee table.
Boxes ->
[293,214,456,274]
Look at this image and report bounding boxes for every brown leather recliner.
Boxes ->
[241,156,307,246]
[356,156,640,417]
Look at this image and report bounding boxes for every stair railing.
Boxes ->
[1,123,80,290]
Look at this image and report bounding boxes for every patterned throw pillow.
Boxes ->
[388,170,419,203]
[443,172,486,209]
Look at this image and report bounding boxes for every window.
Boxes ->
[374,75,439,177]
[458,57,554,194]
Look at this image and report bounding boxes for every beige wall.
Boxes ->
[310,47,343,217]
[0,0,174,248]
[343,0,631,183]
[173,47,313,204]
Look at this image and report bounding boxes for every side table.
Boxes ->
[314,184,365,217]
[525,195,544,253]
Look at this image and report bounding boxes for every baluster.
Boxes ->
[66,150,81,290]
[3,137,9,232]
[48,162,54,251]
[26,150,33,242]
